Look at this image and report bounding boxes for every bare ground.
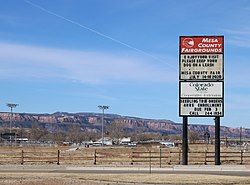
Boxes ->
[0,146,249,184]
[0,173,249,185]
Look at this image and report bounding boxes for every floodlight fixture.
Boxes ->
[6,103,18,134]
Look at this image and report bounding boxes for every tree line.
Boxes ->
[0,121,201,144]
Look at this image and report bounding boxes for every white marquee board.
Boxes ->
[180,54,223,80]
[180,98,223,116]
[180,81,223,98]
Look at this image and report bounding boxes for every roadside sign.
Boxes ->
[179,36,224,117]
[179,36,224,165]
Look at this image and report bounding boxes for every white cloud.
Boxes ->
[222,28,250,48]
[0,42,177,84]
[228,37,250,48]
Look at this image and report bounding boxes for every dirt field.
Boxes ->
[0,144,249,165]
[0,172,249,185]
[0,145,249,184]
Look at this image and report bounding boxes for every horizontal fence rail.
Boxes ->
[0,148,250,165]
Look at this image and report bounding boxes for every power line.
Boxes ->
[23,0,177,70]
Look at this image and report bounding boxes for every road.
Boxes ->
[52,169,250,176]
[0,165,249,177]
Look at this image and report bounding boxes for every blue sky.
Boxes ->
[0,0,250,128]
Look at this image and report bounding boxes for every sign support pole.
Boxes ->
[182,116,188,165]
[215,117,220,165]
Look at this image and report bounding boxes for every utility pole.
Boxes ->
[98,105,109,147]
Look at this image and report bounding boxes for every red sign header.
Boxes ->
[180,36,224,54]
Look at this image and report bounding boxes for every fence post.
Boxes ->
[130,148,133,165]
[240,150,243,165]
[21,150,24,165]
[168,151,171,165]
[149,149,152,174]
[159,148,162,168]
[93,149,97,165]
[179,149,181,165]
[204,150,207,165]
[57,150,60,165]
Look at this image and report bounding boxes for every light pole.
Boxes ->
[98,105,109,147]
[6,103,18,144]
[240,126,242,150]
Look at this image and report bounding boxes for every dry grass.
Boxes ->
[0,145,249,184]
[0,144,249,165]
[0,173,249,185]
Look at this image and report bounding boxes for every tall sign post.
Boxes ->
[179,36,224,165]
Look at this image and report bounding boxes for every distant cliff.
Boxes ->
[0,112,249,137]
